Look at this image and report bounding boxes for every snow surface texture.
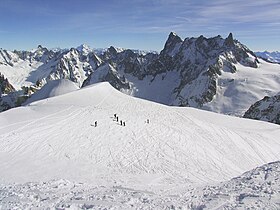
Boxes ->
[1,161,279,209]
[23,79,79,105]
[0,82,280,209]
[255,51,280,63]
[203,59,280,116]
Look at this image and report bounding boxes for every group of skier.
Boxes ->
[114,113,125,126]
[93,114,150,128]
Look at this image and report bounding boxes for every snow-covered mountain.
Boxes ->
[86,32,280,116]
[0,73,16,112]
[23,79,79,105]
[243,94,280,124]
[1,33,280,118]
[0,82,279,208]
[255,51,280,63]
[0,45,104,111]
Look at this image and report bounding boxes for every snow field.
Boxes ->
[0,82,280,209]
[204,59,280,115]
[0,82,279,190]
[1,161,280,209]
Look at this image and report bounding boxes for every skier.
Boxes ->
[123,121,125,126]
[95,121,97,127]
[147,119,149,124]
[114,113,117,118]
[116,116,118,122]
[120,120,122,126]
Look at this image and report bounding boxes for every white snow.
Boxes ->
[0,82,279,182]
[0,59,44,90]
[0,82,280,208]
[76,44,92,55]
[124,71,181,105]
[23,79,79,105]
[203,58,280,116]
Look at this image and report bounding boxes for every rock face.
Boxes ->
[244,95,280,125]
[29,45,103,87]
[85,32,260,109]
[82,63,130,90]
[14,45,56,64]
[0,73,16,112]
[0,49,19,66]
[0,44,105,111]
[1,32,280,117]
[0,73,15,96]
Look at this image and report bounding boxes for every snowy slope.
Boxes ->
[0,82,279,185]
[0,82,280,208]
[1,161,279,209]
[203,58,280,116]
[23,79,79,105]
[0,54,43,90]
[0,47,57,90]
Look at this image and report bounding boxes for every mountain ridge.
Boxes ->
[1,32,280,121]
[255,51,280,63]
[244,94,280,124]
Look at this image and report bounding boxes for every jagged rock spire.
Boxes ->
[224,32,234,47]
[161,32,183,55]
[108,46,118,55]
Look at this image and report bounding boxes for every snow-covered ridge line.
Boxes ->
[255,51,280,63]
[0,82,279,208]
[1,32,280,123]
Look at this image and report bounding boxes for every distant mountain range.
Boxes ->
[1,33,280,124]
[254,51,280,63]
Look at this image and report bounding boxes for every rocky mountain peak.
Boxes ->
[108,46,118,55]
[0,49,20,66]
[166,31,183,44]
[35,45,49,53]
[0,73,15,96]
[100,46,119,60]
[76,44,91,55]
[161,32,183,56]
[1,31,279,120]
[68,48,79,57]
[224,32,234,47]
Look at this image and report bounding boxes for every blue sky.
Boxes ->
[0,0,279,51]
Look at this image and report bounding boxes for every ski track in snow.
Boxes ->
[0,82,280,209]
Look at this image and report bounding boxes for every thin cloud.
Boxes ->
[199,0,280,23]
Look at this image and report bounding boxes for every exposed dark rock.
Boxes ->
[244,94,280,125]
[0,73,15,96]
